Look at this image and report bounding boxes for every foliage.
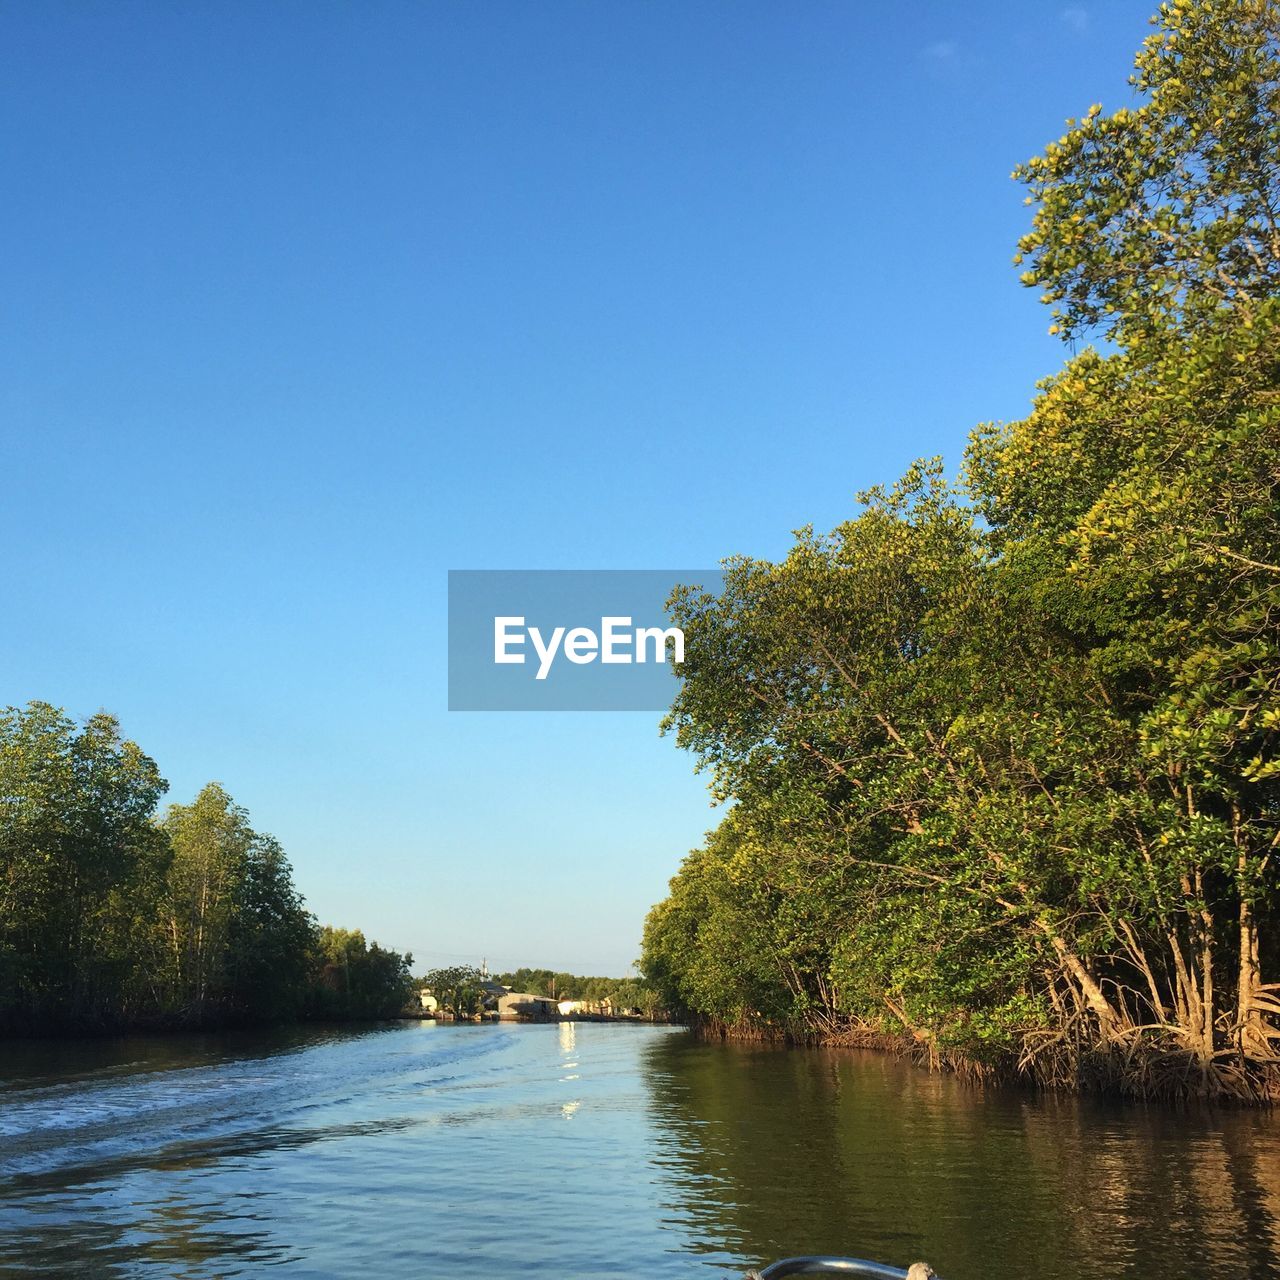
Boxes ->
[307,927,415,1019]
[0,703,168,1031]
[418,964,488,1017]
[0,702,411,1033]
[493,968,660,1012]
[1013,0,1280,345]
[643,1,1280,1100]
[160,783,315,1022]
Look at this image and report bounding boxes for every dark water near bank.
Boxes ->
[1,1023,1279,1279]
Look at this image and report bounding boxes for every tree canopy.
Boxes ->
[643,0,1280,1101]
[0,702,412,1033]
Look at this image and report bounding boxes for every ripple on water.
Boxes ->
[1,1025,1279,1279]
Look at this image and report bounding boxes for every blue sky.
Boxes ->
[2,2,1156,974]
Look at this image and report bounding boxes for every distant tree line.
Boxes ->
[494,967,661,1015]
[0,701,413,1034]
[643,1,1280,1102]
[415,965,490,1017]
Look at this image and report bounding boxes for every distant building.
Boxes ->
[557,997,616,1018]
[498,992,558,1020]
[474,979,510,1013]
[418,990,439,1012]
[558,999,604,1017]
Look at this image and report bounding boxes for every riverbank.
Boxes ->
[0,1013,418,1045]
[693,1018,1280,1107]
[639,1,1280,1125]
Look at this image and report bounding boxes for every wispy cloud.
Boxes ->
[1060,7,1090,35]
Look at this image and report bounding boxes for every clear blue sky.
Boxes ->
[2,2,1156,975]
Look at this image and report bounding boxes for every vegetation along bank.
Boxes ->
[642,0,1280,1104]
[0,701,414,1035]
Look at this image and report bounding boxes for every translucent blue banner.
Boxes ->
[448,569,720,711]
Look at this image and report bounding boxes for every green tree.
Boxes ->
[984,0,1280,1074]
[226,833,315,1020]
[307,927,413,1018]
[646,0,1280,1098]
[160,783,257,1019]
[1013,0,1280,344]
[417,964,488,1017]
[495,967,558,996]
[161,783,319,1023]
[0,702,169,1031]
[0,701,411,1034]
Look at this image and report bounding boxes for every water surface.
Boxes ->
[1,1022,1278,1278]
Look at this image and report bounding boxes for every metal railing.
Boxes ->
[746,1258,935,1279]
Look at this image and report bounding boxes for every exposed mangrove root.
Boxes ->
[690,1016,1280,1106]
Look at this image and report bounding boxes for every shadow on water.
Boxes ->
[641,1034,1280,1280]
[0,1021,392,1093]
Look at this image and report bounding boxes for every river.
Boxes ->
[1,1021,1278,1278]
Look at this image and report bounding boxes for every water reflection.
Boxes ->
[3,1024,1279,1279]
[641,1035,1280,1279]
[560,1020,577,1055]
